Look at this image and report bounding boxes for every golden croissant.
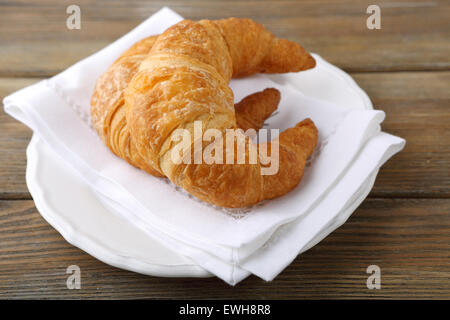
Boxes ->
[91,18,318,208]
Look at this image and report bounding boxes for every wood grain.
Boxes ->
[0,78,38,199]
[1,0,449,299]
[1,72,449,199]
[0,0,449,77]
[353,71,450,198]
[0,199,448,299]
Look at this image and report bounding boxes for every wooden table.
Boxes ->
[0,0,449,299]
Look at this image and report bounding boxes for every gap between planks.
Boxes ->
[2,67,450,79]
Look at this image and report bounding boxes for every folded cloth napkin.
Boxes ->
[3,7,405,284]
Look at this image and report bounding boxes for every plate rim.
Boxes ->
[26,135,213,278]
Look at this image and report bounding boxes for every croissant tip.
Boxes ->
[306,54,316,69]
[264,87,281,98]
[296,118,315,127]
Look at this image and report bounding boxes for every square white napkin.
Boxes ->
[4,7,405,284]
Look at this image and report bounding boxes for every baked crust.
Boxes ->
[92,18,318,208]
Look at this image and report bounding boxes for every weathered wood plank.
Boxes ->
[1,72,449,199]
[0,198,448,299]
[0,0,449,77]
[1,0,448,301]
[0,78,38,199]
[353,71,450,198]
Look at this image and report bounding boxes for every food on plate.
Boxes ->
[91,18,318,208]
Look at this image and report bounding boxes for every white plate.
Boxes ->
[26,54,373,278]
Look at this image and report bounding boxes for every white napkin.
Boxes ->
[3,7,405,285]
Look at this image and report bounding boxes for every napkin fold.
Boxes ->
[3,7,405,285]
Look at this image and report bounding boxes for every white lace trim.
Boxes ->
[46,79,94,129]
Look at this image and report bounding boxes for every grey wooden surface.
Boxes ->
[0,0,449,299]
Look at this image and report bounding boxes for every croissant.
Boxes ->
[91,35,281,177]
[92,18,318,208]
